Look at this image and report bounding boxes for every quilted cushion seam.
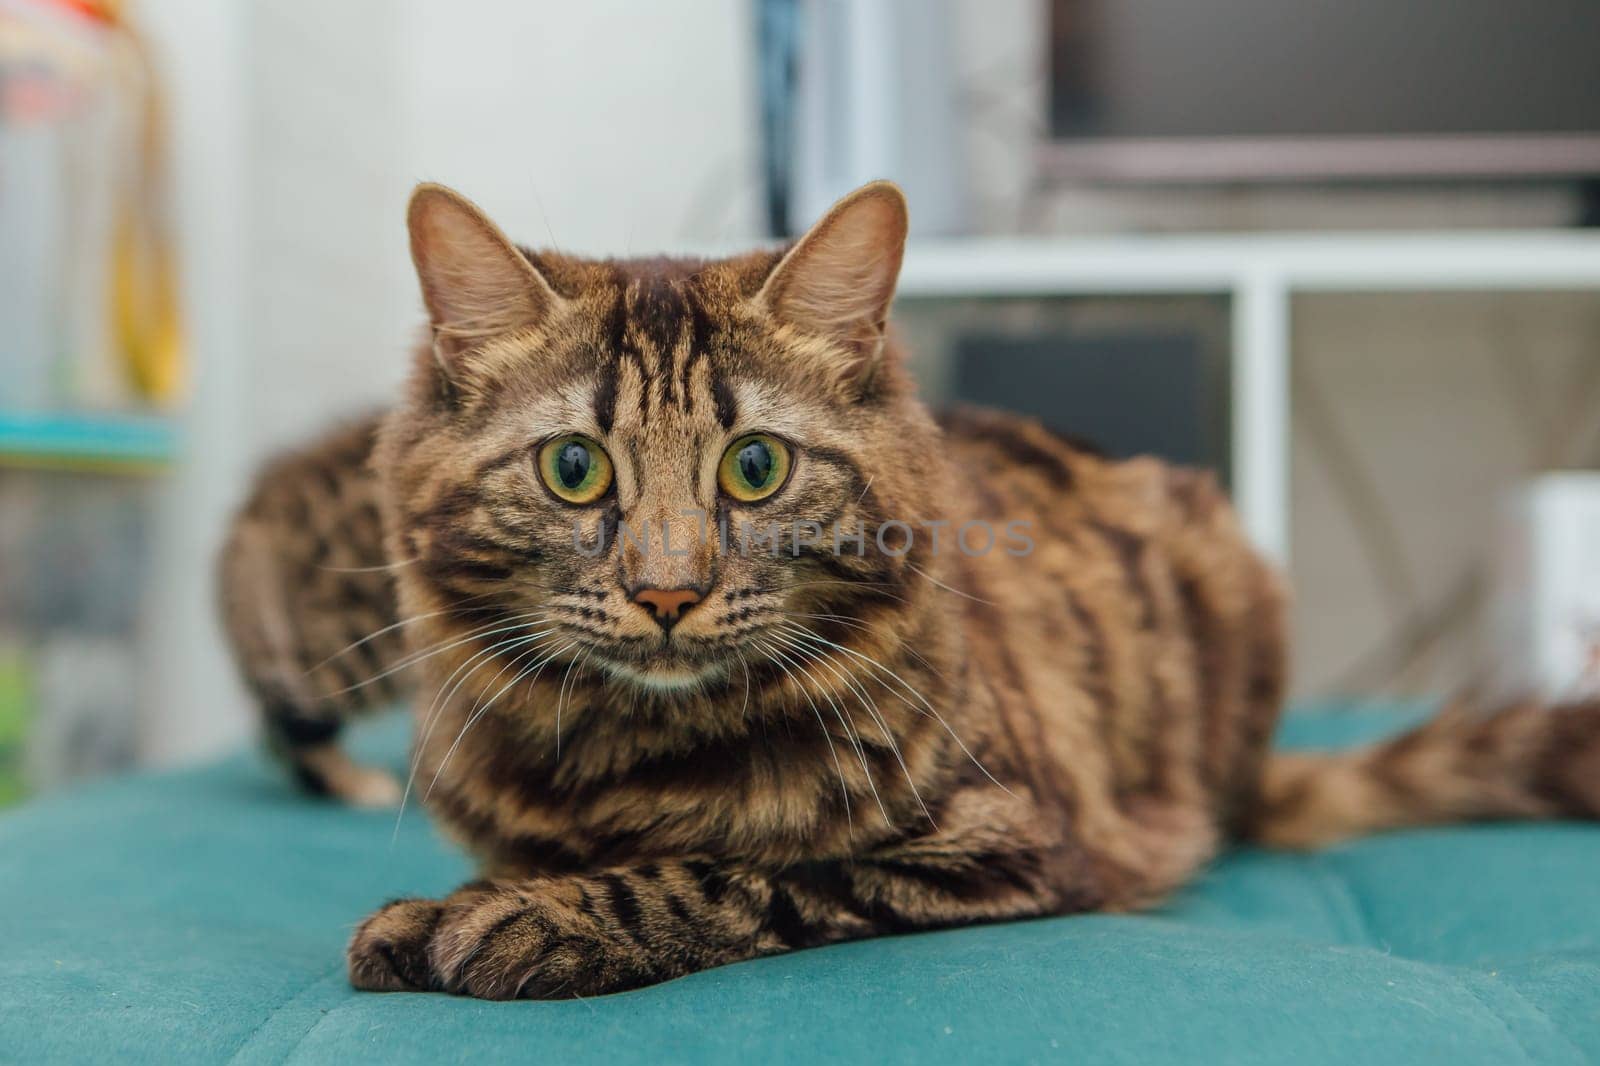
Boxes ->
[275,982,355,1066]
[1443,973,1548,1066]
[1307,858,1587,1066]
[225,963,346,1065]
[1303,856,1383,951]
[1451,970,1591,1066]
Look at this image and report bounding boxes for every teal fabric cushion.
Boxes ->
[3,704,1597,1064]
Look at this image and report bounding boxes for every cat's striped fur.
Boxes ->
[218,182,1600,1000]
[219,419,406,806]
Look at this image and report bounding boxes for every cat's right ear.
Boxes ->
[755,180,908,394]
[407,183,561,372]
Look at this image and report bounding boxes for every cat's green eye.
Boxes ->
[718,434,791,503]
[537,435,613,505]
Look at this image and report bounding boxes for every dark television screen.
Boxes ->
[1050,0,1600,140]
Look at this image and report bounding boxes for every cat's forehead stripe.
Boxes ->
[593,359,618,433]
[594,269,729,432]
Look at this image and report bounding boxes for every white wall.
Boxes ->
[242,0,764,458]
[246,0,413,457]
[400,0,764,256]
[137,0,251,766]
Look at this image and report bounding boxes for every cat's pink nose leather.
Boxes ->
[632,587,703,622]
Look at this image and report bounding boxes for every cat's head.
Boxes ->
[376,181,947,698]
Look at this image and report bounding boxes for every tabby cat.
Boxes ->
[218,180,1600,1000]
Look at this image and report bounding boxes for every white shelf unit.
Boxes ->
[897,231,1600,564]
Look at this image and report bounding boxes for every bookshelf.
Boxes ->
[898,230,1600,565]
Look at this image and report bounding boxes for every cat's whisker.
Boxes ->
[555,646,593,760]
[323,610,549,697]
[906,562,997,606]
[781,610,950,683]
[395,631,551,840]
[782,610,873,632]
[314,611,510,690]
[773,628,902,746]
[769,628,935,828]
[424,638,576,803]
[779,621,1014,798]
[767,637,868,765]
[315,557,419,574]
[768,634,910,826]
[395,624,560,839]
[757,577,912,606]
[752,639,854,830]
[402,617,558,805]
[769,629,934,826]
[305,597,501,675]
[736,651,753,721]
[409,624,560,781]
[458,633,560,729]
[406,618,558,778]
[762,635,890,829]
[785,644,887,834]
[776,638,892,833]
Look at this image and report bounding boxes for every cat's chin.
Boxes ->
[596,656,723,694]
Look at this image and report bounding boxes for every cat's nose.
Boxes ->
[630,586,704,628]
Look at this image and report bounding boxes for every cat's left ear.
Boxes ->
[407,183,562,373]
[756,180,909,391]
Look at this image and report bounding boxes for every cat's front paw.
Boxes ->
[347,898,444,992]
[427,883,647,1000]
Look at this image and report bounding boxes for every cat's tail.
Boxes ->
[1247,699,1600,849]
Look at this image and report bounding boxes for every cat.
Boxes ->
[218,180,1600,1000]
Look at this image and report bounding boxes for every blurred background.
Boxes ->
[3,0,1599,803]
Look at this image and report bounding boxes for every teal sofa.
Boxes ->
[3,706,1597,1065]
